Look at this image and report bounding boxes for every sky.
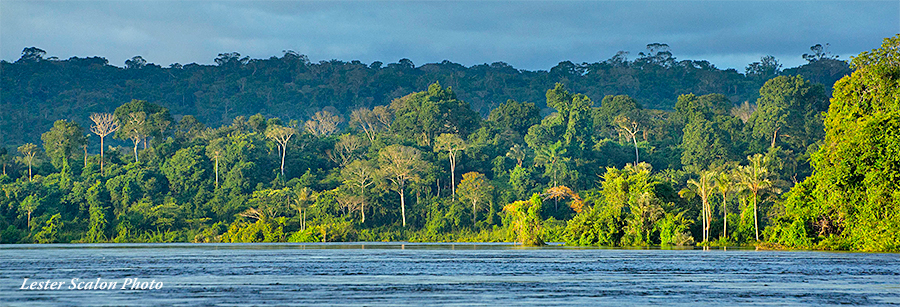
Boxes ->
[1,1,898,71]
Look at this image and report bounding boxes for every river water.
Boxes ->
[0,243,898,306]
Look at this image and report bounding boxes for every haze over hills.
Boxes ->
[0,44,850,147]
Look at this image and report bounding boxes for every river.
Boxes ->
[1,243,898,306]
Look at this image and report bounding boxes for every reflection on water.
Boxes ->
[1,243,898,306]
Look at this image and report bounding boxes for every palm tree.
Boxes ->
[533,141,569,210]
[506,144,527,168]
[714,168,735,241]
[533,141,568,188]
[683,170,716,243]
[291,187,314,230]
[737,154,773,241]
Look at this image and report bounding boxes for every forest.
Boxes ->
[0,36,895,252]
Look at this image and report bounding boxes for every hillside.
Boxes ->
[0,45,850,147]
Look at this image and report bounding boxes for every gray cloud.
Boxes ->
[2,1,897,71]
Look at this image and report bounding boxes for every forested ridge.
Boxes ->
[1,43,850,147]
[1,37,896,252]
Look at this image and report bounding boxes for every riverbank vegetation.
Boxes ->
[0,36,896,252]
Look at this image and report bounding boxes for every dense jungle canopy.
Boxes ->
[1,37,896,252]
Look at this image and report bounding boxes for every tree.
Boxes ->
[745,55,782,81]
[206,138,225,189]
[714,168,735,240]
[341,160,377,223]
[737,154,773,241]
[487,99,541,133]
[802,43,837,63]
[291,187,314,231]
[506,144,527,168]
[41,120,87,173]
[596,94,641,138]
[34,213,62,243]
[19,194,40,229]
[17,47,46,63]
[125,56,147,69]
[503,194,544,246]
[305,110,341,137]
[457,172,491,226]
[434,133,466,197]
[350,107,390,141]
[328,134,364,167]
[378,145,426,227]
[113,100,172,151]
[265,124,296,178]
[533,141,569,189]
[90,113,120,174]
[390,82,481,145]
[0,147,8,176]
[747,75,828,152]
[682,170,716,243]
[769,35,900,251]
[123,112,147,163]
[18,143,38,181]
[676,93,737,169]
[614,114,642,165]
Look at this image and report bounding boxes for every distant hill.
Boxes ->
[0,46,850,147]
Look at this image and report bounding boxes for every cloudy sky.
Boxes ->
[2,1,897,71]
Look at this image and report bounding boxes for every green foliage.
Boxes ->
[41,120,87,174]
[747,76,827,153]
[655,212,694,246]
[1,38,895,250]
[768,35,900,252]
[33,213,62,243]
[502,194,545,246]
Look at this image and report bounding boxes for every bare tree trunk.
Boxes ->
[723,197,728,241]
[28,162,32,181]
[632,134,640,165]
[450,153,456,197]
[214,155,219,189]
[400,189,406,227]
[99,136,104,174]
[472,200,477,226]
[360,186,367,224]
[702,200,707,243]
[753,191,759,241]
[280,146,286,178]
[133,142,139,163]
[771,127,780,148]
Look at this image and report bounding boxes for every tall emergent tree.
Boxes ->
[123,112,147,163]
[614,114,642,166]
[18,143,38,181]
[90,113,120,174]
[434,133,466,197]
[265,124,296,178]
[458,171,491,226]
[305,111,341,137]
[342,159,377,223]
[747,75,828,152]
[206,138,225,189]
[41,120,87,173]
[379,145,426,227]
